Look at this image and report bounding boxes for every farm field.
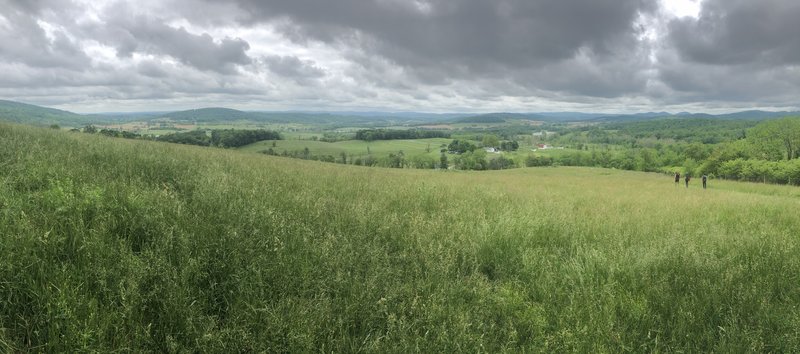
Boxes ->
[97,121,310,136]
[239,137,452,160]
[1,123,800,352]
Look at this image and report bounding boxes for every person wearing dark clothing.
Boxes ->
[675,172,680,185]
[685,175,690,188]
[702,175,707,189]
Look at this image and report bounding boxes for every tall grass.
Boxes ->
[1,123,799,352]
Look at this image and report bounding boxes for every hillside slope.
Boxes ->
[1,123,799,352]
[0,99,91,126]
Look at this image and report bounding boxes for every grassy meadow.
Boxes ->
[239,137,451,160]
[1,123,800,351]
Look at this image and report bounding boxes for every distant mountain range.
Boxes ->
[0,99,798,127]
[453,110,800,123]
[585,110,800,122]
[156,107,464,125]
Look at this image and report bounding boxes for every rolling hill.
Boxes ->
[157,107,452,126]
[0,99,91,126]
[157,107,255,122]
[589,110,800,122]
[454,112,549,123]
[1,99,798,127]
[2,122,799,351]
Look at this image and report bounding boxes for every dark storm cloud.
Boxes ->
[656,54,800,105]
[657,0,800,105]
[667,0,800,66]
[189,0,667,103]
[209,0,658,73]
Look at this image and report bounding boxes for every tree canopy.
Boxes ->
[355,129,450,141]
[748,117,800,160]
[157,129,281,148]
[447,139,477,154]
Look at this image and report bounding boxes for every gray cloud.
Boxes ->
[136,60,169,78]
[2,0,800,112]
[4,0,73,15]
[261,55,325,83]
[213,0,657,72]
[667,0,800,66]
[0,1,91,70]
[219,0,661,100]
[655,0,800,106]
[80,4,252,73]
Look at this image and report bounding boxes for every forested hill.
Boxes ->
[454,113,546,123]
[157,107,343,123]
[589,110,800,123]
[603,118,757,143]
[1,98,799,127]
[453,110,800,123]
[0,100,91,126]
[158,107,255,122]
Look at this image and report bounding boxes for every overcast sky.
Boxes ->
[1,0,799,113]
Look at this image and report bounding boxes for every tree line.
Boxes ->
[544,117,800,185]
[78,125,282,149]
[355,129,450,141]
[259,148,446,169]
[156,129,281,148]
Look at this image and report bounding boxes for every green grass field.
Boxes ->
[2,123,800,351]
[100,121,312,136]
[239,137,452,160]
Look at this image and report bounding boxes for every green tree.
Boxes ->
[454,149,487,170]
[447,140,477,154]
[637,148,656,172]
[719,158,745,180]
[488,155,516,170]
[748,117,800,160]
[500,141,519,151]
[525,155,553,167]
[683,158,699,176]
[482,134,500,148]
[410,155,435,169]
[683,142,710,161]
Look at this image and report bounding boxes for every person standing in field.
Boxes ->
[675,171,680,186]
[702,174,707,189]
[685,174,690,188]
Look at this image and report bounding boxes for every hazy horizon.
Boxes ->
[8,98,799,117]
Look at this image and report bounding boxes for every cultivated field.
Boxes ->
[1,123,799,352]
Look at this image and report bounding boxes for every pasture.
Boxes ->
[239,137,452,160]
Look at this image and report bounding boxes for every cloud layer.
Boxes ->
[0,0,798,113]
